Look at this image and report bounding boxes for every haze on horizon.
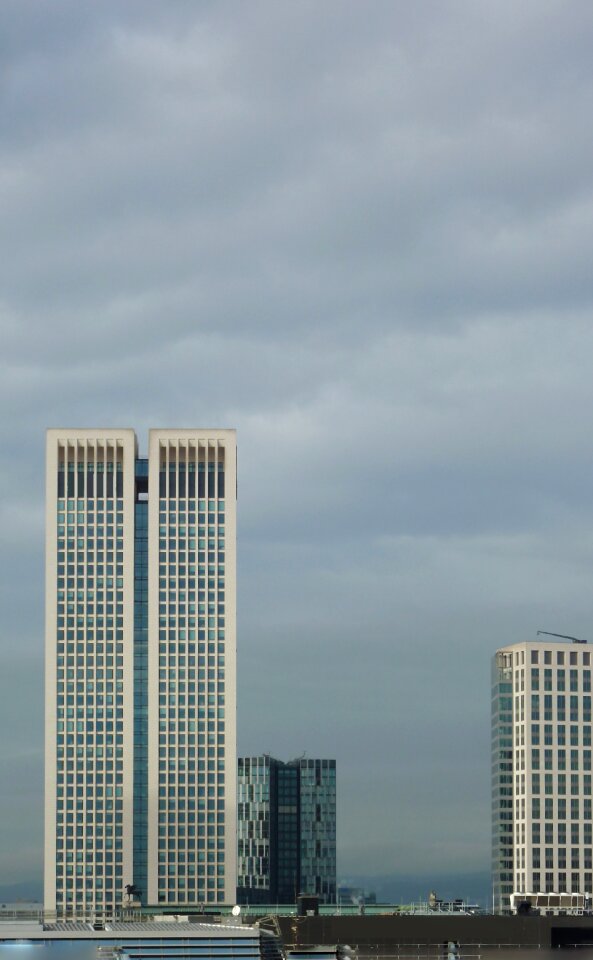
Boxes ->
[1,0,593,892]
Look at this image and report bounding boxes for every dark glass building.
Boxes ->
[237,756,336,905]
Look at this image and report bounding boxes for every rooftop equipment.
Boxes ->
[537,630,587,644]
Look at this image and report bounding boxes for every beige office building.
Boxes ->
[45,428,237,917]
[492,639,593,914]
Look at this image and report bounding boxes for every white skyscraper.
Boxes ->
[45,428,237,918]
[492,638,593,914]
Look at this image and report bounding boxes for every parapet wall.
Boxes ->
[276,914,555,949]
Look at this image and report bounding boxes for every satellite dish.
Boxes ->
[231,905,241,917]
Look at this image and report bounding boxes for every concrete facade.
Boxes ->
[45,428,236,916]
[492,639,593,914]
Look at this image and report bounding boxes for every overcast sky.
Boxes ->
[2,0,593,891]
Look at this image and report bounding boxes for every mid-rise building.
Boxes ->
[492,639,593,914]
[237,756,336,905]
[45,428,237,917]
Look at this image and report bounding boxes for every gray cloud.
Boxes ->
[1,0,593,888]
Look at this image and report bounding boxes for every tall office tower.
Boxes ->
[45,428,237,918]
[237,756,336,905]
[492,639,593,914]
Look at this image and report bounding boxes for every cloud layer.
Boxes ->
[2,0,593,887]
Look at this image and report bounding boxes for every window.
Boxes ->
[545,848,554,869]
[531,695,540,720]
[558,726,566,746]
[532,725,540,745]
[558,774,566,795]
[572,774,580,795]
[571,726,579,746]
[558,848,567,869]
[557,694,566,720]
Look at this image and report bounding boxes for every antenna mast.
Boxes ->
[537,630,586,645]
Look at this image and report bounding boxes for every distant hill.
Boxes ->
[0,880,42,904]
[0,872,492,910]
[338,872,492,907]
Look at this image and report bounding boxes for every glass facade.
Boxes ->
[237,757,336,905]
[299,759,337,902]
[133,458,149,900]
[274,764,300,903]
[237,756,271,903]
[492,650,514,914]
[0,932,265,959]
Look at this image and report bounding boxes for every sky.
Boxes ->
[1,0,593,892]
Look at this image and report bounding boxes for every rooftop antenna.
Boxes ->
[537,630,587,645]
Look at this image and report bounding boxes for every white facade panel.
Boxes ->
[146,430,237,906]
[492,640,593,914]
[44,429,137,917]
[45,427,236,916]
